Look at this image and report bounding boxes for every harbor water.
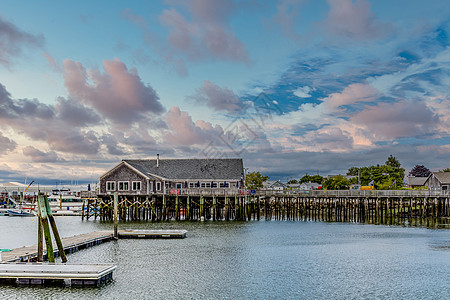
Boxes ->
[1,217,449,299]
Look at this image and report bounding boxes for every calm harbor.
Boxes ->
[1,216,450,299]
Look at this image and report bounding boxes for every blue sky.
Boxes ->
[0,0,449,185]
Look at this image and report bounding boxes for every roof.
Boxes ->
[121,158,244,181]
[432,172,450,184]
[407,176,428,186]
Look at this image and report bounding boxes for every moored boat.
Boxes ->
[7,209,35,217]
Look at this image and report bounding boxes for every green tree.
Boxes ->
[323,175,351,190]
[287,179,298,184]
[245,171,269,189]
[299,174,324,184]
[441,168,450,172]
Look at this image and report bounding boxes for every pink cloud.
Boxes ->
[159,0,249,63]
[325,0,393,40]
[165,106,223,145]
[63,59,164,125]
[324,82,379,112]
[189,80,242,112]
[351,100,439,140]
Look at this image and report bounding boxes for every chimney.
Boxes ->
[156,154,160,167]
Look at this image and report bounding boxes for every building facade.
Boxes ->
[99,157,244,195]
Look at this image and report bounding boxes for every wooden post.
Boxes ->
[212,196,216,221]
[162,194,166,221]
[200,196,204,221]
[114,192,118,239]
[175,195,179,221]
[59,193,62,210]
[81,200,85,220]
[45,195,67,263]
[37,193,54,263]
[186,196,190,221]
[37,213,43,262]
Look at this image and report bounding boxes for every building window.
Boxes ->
[106,181,115,191]
[212,182,217,188]
[156,182,161,191]
[118,181,129,191]
[132,181,141,191]
[189,182,195,188]
[220,182,229,188]
[205,182,211,188]
[176,183,182,189]
[201,182,206,188]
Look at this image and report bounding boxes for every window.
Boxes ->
[176,183,182,189]
[189,182,195,188]
[201,182,206,188]
[118,181,129,191]
[132,181,141,191]
[156,182,161,191]
[220,182,229,188]
[106,181,115,191]
[205,182,211,188]
[212,182,217,188]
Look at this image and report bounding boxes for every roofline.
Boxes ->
[99,161,153,181]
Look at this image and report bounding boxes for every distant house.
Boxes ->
[299,182,321,190]
[263,180,286,191]
[407,176,428,189]
[424,172,450,191]
[99,156,244,195]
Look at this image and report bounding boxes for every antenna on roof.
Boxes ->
[156,154,160,167]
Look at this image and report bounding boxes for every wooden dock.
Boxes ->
[0,262,116,287]
[1,231,113,263]
[1,230,187,263]
[118,229,187,239]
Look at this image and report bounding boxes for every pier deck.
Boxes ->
[0,262,116,286]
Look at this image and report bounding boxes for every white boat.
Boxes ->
[47,194,84,215]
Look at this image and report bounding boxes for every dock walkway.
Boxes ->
[2,229,187,263]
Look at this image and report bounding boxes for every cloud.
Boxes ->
[293,86,314,98]
[165,106,223,145]
[272,0,305,42]
[55,97,101,127]
[322,82,379,112]
[0,131,17,155]
[189,80,242,112]
[0,83,101,155]
[63,58,165,125]
[324,0,393,40]
[351,100,439,140]
[159,0,249,63]
[0,16,43,67]
[43,52,61,73]
[22,146,63,163]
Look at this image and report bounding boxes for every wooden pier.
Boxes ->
[0,263,116,287]
[86,190,450,226]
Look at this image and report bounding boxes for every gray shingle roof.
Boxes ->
[124,158,244,180]
[407,176,428,186]
[432,172,450,184]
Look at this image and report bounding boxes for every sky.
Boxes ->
[0,0,449,185]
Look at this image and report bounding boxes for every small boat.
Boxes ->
[7,209,35,217]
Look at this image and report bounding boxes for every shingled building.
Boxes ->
[99,156,244,195]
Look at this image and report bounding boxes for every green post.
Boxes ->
[45,195,67,263]
[37,193,54,263]
[114,192,118,239]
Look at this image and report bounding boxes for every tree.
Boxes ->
[299,174,324,184]
[441,168,450,172]
[245,171,269,189]
[323,175,351,190]
[409,165,431,177]
[287,179,298,184]
[346,155,405,189]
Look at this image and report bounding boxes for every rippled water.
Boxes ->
[1,217,450,299]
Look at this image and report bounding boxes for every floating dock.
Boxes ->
[118,229,187,239]
[0,262,116,287]
[2,230,187,263]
